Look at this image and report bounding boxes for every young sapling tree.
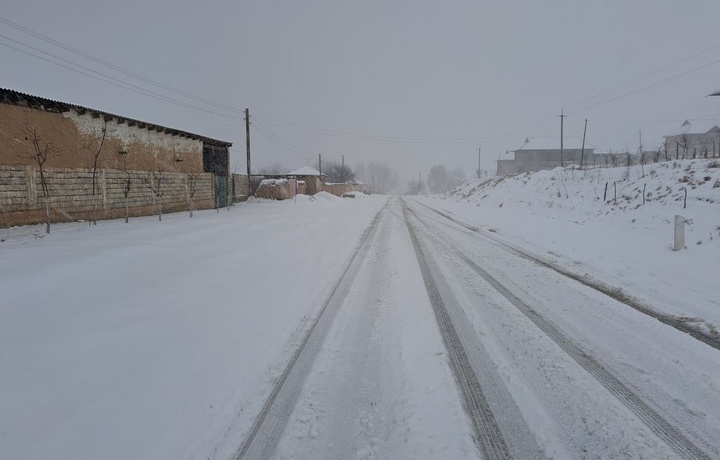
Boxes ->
[143,169,164,221]
[86,121,107,225]
[21,126,59,234]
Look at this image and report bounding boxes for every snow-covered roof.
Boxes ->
[514,137,596,151]
[664,119,720,136]
[708,88,720,96]
[287,166,324,176]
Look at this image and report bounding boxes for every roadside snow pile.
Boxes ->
[342,191,367,199]
[313,191,342,202]
[421,158,720,340]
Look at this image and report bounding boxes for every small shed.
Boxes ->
[287,166,325,195]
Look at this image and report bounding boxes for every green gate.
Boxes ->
[214,175,228,208]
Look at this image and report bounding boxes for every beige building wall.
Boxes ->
[0,104,204,174]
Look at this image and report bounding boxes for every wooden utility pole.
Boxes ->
[558,109,567,167]
[638,130,643,154]
[580,119,588,168]
[318,153,322,176]
[341,155,345,182]
[245,108,251,194]
[477,145,482,178]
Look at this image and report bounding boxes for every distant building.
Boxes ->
[663,120,720,158]
[496,138,595,175]
[287,166,325,195]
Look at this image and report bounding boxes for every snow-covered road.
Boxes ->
[2,193,719,459]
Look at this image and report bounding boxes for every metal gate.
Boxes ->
[214,175,228,208]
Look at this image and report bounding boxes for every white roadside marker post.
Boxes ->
[674,215,685,251]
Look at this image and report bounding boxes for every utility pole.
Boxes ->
[558,109,567,167]
[638,130,643,155]
[477,145,482,178]
[419,172,422,194]
[580,119,588,169]
[245,108,251,194]
[318,153,322,176]
[341,155,345,182]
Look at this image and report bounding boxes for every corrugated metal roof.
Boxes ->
[0,87,232,147]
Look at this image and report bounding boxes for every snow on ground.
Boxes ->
[406,199,720,457]
[272,199,477,459]
[0,195,387,460]
[419,158,720,336]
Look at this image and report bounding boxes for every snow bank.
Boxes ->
[422,158,720,336]
[342,191,368,198]
[313,191,342,202]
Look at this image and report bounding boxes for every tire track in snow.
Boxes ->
[401,201,513,460]
[234,199,390,460]
[406,201,712,460]
[414,199,720,351]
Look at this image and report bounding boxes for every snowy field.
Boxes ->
[428,159,720,339]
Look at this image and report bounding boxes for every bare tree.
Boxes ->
[448,166,466,189]
[118,154,133,223]
[122,172,132,223]
[313,160,355,183]
[679,134,691,159]
[356,161,398,194]
[21,126,59,234]
[428,164,448,194]
[86,121,107,226]
[143,169,164,221]
[186,172,199,217]
[257,163,289,175]
[654,145,662,163]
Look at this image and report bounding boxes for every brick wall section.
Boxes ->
[231,174,250,202]
[0,165,214,227]
[0,166,31,211]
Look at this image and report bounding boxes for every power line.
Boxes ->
[0,15,246,115]
[566,55,720,116]
[253,120,313,156]
[251,122,311,160]
[0,35,243,119]
[254,115,491,143]
[563,41,720,112]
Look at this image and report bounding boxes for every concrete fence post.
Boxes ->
[673,215,685,251]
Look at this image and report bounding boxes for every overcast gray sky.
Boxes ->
[2,0,720,187]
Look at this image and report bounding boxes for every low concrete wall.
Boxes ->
[0,165,215,227]
[324,183,365,196]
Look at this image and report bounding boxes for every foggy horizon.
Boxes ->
[2,1,720,188]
